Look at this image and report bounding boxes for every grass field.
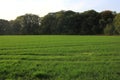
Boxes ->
[0,35,120,80]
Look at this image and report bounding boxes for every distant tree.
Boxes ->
[55,10,76,34]
[100,10,114,21]
[80,10,99,34]
[40,13,57,34]
[41,10,116,35]
[104,23,115,35]
[113,13,120,34]
[0,19,10,35]
[14,14,41,34]
[64,13,83,34]
[0,10,118,35]
[9,20,22,34]
[99,10,115,34]
[41,10,77,34]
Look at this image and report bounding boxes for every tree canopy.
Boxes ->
[0,10,119,35]
[113,13,120,34]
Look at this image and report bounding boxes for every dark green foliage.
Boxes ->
[40,13,57,34]
[99,10,115,34]
[12,14,41,35]
[41,10,100,35]
[104,23,115,35]
[0,19,10,35]
[18,14,41,35]
[0,10,119,35]
[80,10,99,34]
[9,20,22,35]
[113,13,120,34]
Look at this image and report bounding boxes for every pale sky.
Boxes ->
[0,0,120,20]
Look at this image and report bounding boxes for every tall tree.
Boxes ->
[0,19,10,35]
[9,20,22,34]
[14,14,41,34]
[41,13,57,34]
[55,10,76,34]
[113,13,120,34]
[99,10,115,34]
[104,23,115,35]
[80,10,99,34]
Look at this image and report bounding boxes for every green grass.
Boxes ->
[0,35,120,80]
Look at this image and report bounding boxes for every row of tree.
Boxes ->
[0,10,120,35]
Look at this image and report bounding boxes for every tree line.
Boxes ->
[0,10,120,35]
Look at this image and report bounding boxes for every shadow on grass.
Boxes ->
[33,71,52,79]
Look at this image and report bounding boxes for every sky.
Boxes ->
[0,0,120,20]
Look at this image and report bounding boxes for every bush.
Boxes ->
[104,24,115,35]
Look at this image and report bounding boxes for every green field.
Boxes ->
[0,35,120,80]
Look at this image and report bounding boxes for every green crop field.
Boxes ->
[0,35,120,80]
